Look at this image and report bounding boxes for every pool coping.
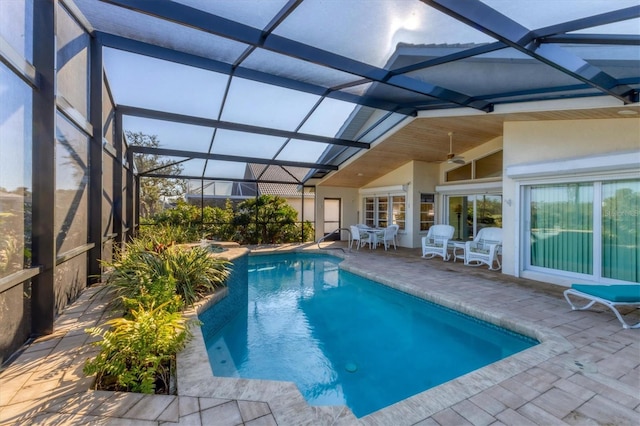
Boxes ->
[177,248,573,425]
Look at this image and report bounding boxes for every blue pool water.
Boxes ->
[203,253,537,418]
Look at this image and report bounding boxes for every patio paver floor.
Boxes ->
[1,242,638,425]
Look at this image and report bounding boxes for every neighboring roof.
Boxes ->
[184,165,314,198]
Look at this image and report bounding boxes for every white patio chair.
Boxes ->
[421,225,454,261]
[350,225,372,250]
[377,226,397,250]
[389,224,400,247]
[465,227,503,270]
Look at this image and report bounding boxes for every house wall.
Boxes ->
[502,117,640,282]
[340,159,443,248]
[412,161,440,247]
[314,186,360,242]
[286,197,315,222]
[361,161,415,247]
[316,117,639,268]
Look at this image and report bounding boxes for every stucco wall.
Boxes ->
[362,161,413,189]
[319,160,443,248]
[314,186,360,242]
[315,117,639,261]
[502,117,640,280]
[286,197,315,222]
[412,161,440,247]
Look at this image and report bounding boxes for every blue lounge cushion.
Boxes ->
[571,284,640,303]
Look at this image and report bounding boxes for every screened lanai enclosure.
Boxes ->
[1,0,639,362]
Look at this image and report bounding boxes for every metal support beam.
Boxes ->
[532,6,640,39]
[97,32,404,114]
[391,42,507,75]
[113,112,124,249]
[31,0,56,335]
[423,0,638,104]
[130,146,339,172]
[134,174,140,237]
[100,0,493,111]
[125,146,135,242]
[0,35,38,88]
[88,37,104,284]
[144,173,303,185]
[540,34,640,46]
[118,105,370,149]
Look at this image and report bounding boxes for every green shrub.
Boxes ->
[88,229,231,395]
[103,239,230,309]
[141,196,315,244]
[83,302,193,394]
[165,245,230,306]
[120,275,183,314]
[148,200,236,242]
[137,223,195,245]
[233,195,300,244]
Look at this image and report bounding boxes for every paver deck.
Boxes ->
[1,242,639,425]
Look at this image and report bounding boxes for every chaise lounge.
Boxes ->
[563,284,640,329]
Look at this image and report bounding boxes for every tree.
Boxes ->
[233,195,302,244]
[151,199,236,242]
[127,132,186,218]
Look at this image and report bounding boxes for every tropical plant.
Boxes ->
[137,223,194,245]
[83,302,193,394]
[233,195,301,244]
[165,245,230,306]
[120,274,183,314]
[103,238,230,309]
[151,199,236,241]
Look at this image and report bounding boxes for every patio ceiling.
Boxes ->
[68,0,640,186]
[322,104,640,187]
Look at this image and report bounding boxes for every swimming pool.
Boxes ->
[202,253,538,418]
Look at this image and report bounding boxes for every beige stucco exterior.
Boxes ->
[314,186,360,242]
[317,116,640,285]
[502,117,640,283]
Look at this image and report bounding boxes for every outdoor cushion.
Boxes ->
[571,284,640,303]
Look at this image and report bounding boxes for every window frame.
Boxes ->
[362,191,406,230]
[419,193,435,232]
[520,173,639,284]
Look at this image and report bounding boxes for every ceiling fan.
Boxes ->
[446,132,465,164]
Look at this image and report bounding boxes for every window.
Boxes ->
[602,180,639,282]
[446,163,472,182]
[364,197,375,227]
[446,150,503,182]
[525,179,639,283]
[392,196,405,230]
[529,183,593,274]
[420,193,435,231]
[377,196,388,228]
[363,194,405,230]
[475,150,502,179]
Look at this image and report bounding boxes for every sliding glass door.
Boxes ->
[602,180,639,282]
[529,183,593,274]
[447,194,502,241]
[525,179,639,283]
